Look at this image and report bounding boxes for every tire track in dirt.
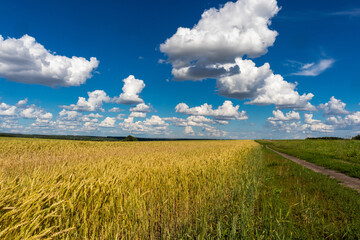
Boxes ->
[266,145,360,194]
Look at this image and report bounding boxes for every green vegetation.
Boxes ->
[306,136,344,140]
[257,146,360,238]
[353,134,360,140]
[258,139,360,179]
[0,138,359,239]
[122,135,138,141]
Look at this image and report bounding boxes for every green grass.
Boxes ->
[255,145,360,239]
[257,139,360,179]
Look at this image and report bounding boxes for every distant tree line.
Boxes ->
[353,135,360,140]
[306,135,360,140]
[306,137,344,140]
[0,132,217,142]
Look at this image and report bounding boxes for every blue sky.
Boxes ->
[0,0,359,139]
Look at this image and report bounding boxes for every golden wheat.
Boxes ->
[0,138,262,239]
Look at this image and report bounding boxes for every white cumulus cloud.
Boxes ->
[160,0,314,111]
[303,113,333,133]
[60,90,110,112]
[0,35,99,87]
[108,107,121,112]
[119,115,168,134]
[268,110,300,121]
[175,100,247,120]
[130,103,151,112]
[16,98,28,106]
[112,75,145,105]
[99,117,116,128]
[129,112,146,118]
[184,126,195,135]
[326,112,360,130]
[0,103,17,116]
[20,107,53,119]
[217,58,315,110]
[319,96,349,115]
[160,0,279,80]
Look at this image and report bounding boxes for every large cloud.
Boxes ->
[160,0,315,110]
[160,0,279,79]
[0,35,99,87]
[112,75,145,105]
[175,100,248,120]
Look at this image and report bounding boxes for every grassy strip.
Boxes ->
[255,145,360,239]
[257,140,360,179]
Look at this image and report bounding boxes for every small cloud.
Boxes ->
[175,100,247,121]
[16,98,28,107]
[158,59,166,64]
[184,126,195,135]
[301,63,315,70]
[129,112,146,118]
[292,58,335,76]
[130,103,151,113]
[268,109,301,121]
[116,114,125,120]
[108,107,122,112]
[331,8,360,17]
[138,56,144,60]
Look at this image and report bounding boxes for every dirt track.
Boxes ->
[266,145,360,194]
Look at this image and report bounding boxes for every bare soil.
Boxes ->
[266,145,360,194]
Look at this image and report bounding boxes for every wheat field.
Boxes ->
[0,138,262,239]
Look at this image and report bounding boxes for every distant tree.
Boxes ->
[123,135,138,141]
[306,137,344,140]
[352,135,360,140]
